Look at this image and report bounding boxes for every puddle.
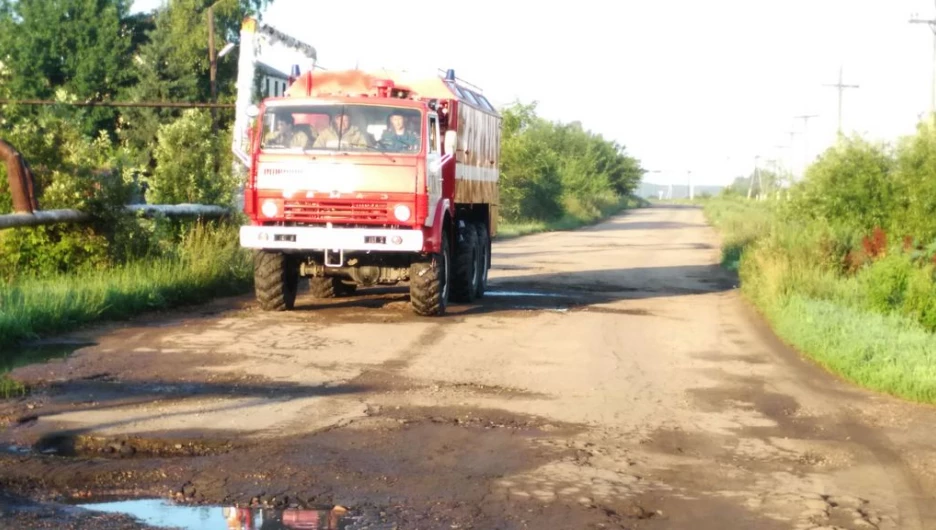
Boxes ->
[77,498,389,529]
[510,305,570,313]
[3,443,32,455]
[485,290,556,297]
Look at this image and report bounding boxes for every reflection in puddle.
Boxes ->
[3,444,31,455]
[78,499,374,529]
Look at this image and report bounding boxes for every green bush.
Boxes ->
[858,253,915,314]
[146,109,239,207]
[901,264,936,332]
[780,135,896,233]
[0,113,153,280]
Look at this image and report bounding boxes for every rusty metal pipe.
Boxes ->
[0,138,38,213]
[0,204,230,230]
[0,99,235,108]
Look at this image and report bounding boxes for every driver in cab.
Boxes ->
[312,112,371,149]
[379,111,420,152]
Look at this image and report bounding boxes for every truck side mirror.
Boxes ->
[444,130,456,154]
[246,104,260,118]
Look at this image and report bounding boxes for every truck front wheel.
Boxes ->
[254,250,299,311]
[409,230,450,316]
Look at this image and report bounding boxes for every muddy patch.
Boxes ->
[573,306,656,317]
[32,433,235,459]
[0,416,655,529]
[687,379,830,441]
[693,351,769,365]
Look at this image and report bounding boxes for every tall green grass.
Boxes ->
[0,222,253,352]
[703,196,936,405]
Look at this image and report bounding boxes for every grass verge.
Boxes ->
[702,196,936,405]
[0,222,253,358]
[498,194,649,239]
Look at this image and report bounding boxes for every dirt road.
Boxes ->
[2,204,935,529]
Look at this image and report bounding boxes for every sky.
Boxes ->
[132,0,936,186]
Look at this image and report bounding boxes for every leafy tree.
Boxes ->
[120,0,276,167]
[0,0,137,136]
[499,103,564,221]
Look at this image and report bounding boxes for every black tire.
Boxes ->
[450,222,479,303]
[474,222,490,299]
[254,251,299,311]
[410,230,450,316]
[310,277,357,298]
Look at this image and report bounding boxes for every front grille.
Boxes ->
[283,200,389,222]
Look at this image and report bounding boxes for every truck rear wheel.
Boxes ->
[410,230,450,316]
[450,222,480,303]
[310,277,356,298]
[254,251,299,311]
[474,222,489,299]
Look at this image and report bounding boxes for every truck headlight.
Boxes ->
[261,199,279,218]
[394,204,411,221]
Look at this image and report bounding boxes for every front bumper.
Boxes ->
[240,225,425,252]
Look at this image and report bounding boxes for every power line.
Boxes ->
[794,114,818,177]
[823,66,859,136]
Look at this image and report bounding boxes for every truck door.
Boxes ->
[426,112,443,223]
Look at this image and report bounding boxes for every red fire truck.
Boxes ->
[239,67,501,316]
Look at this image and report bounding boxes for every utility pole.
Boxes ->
[208,5,217,106]
[910,2,936,122]
[794,114,818,176]
[748,155,761,199]
[787,131,799,183]
[687,170,693,200]
[823,66,859,137]
[774,144,790,191]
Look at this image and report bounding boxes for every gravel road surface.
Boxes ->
[2,204,934,529]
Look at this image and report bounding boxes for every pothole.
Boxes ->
[33,434,235,458]
[76,498,394,529]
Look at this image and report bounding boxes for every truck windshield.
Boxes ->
[260,104,423,153]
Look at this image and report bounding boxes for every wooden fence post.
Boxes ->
[0,138,39,213]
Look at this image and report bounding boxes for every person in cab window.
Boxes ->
[313,111,370,149]
[380,111,420,152]
[264,113,312,149]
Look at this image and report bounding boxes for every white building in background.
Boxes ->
[257,62,290,98]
